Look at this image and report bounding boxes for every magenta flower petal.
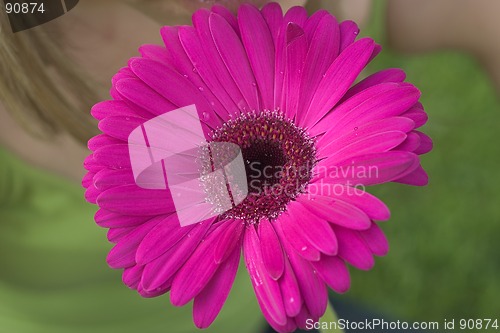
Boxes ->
[295,13,340,125]
[138,44,169,63]
[178,26,240,116]
[311,254,351,293]
[87,134,121,151]
[141,220,212,291]
[304,10,329,40]
[114,77,178,117]
[193,244,241,328]
[339,20,359,52]
[244,225,287,326]
[284,6,308,26]
[92,144,130,169]
[91,100,137,121]
[107,217,162,269]
[295,305,316,330]
[286,201,338,255]
[396,131,422,152]
[283,23,307,118]
[302,38,375,127]
[341,68,407,102]
[138,279,172,298]
[170,223,231,306]
[359,222,389,256]
[84,3,432,331]
[310,82,419,136]
[211,5,240,35]
[261,2,283,46]
[318,116,415,151]
[122,264,143,289]
[192,9,249,112]
[135,214,194,265]
[238,4,275,110]
[259,218,285,280]
[107,227,134,244]
[278,258,302,317]
[94,209,149,228]
[129,58,218,131]
[316,151,420,185]
[97,185,175,216]
[297,195,371,230]
[209,13,260,111]
[414,131,434,154]
[213,219,245,264]
[93,168,134,191]
[402,104,428,128]
[276,214,321,261]
[335,226,375,270]
[284,240,328,319]
[312,186,391,221]
[320,130,407,163]
[394,164,429,186]
[159,26,231,121]
[84,185,99,204]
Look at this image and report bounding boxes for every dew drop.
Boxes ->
[198,87,204,92]
[183,74,188,78]
[301,246,308,251]
[354,127,358,131]
[192,67,198,73]
[354,30,359,35]
[202,112,210,121]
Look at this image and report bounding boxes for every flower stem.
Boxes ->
[318,299,345,333]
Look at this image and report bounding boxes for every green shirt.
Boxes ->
[0,148,263,333]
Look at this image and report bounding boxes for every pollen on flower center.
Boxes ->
[210,111,317,223]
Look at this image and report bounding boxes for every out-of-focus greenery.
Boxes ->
[346,1,500,328]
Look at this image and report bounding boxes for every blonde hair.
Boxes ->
[0,10,101,144]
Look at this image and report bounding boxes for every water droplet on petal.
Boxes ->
[202,112,210,121]
[301,246,308,251]
[192,67,198,73]
[354,30,359,35]
[198,87,204,92]
[354,127,358,131]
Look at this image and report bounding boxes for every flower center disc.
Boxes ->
[211,111,316,223]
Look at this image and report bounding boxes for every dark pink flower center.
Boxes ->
[211,111,316,223]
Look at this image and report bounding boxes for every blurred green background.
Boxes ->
[345,1,500,328]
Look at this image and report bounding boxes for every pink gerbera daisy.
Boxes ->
[83,3,432,332]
